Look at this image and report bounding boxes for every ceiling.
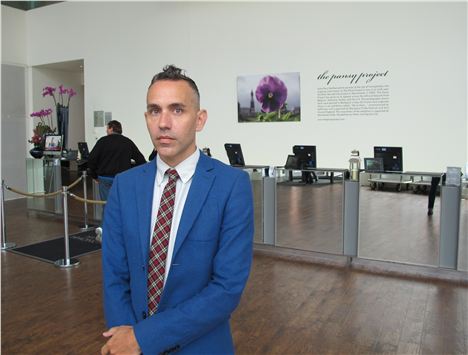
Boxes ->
[35,59,84,73]
[1,1,62,11]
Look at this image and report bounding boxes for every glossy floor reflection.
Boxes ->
[2,198,467,354]
[275,181,467,270]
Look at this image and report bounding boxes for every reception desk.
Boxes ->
[26,157,81,215]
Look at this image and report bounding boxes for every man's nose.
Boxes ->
[158,111,172,129]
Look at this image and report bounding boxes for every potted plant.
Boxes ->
[28,108,56,158]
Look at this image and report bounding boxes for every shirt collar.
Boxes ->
[156,149,200,186]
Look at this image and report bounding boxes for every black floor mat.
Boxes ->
[8,231,101,264]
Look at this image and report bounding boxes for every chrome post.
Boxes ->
[1,179,16,250]
[79,170,95,231]
[55,186,80,268]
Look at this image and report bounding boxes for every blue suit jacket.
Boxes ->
[102,152,254,354]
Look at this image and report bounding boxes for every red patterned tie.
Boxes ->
[147,168,179,315]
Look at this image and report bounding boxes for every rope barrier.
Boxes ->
[4,175,83,199]
[2,176,103,267]
[5,176,83,197]
[5,183,106,205]
[69,193,106,205]
[66,175,83,190]
[5,185,62,198]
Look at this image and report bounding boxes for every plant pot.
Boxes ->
[29,147,44,159]
[57,104,69,149]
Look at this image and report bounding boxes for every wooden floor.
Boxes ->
[2,194,468,354]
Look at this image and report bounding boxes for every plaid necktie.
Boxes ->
[147,168,179,315]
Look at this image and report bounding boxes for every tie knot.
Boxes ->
[166,169,179,181]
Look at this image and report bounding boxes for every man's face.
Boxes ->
[145,80,207,167]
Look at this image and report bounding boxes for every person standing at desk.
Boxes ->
[427,176,441,216]
[100,65,254,355]
[87,120,146,207]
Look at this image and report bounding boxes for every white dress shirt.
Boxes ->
[150,149,200,286]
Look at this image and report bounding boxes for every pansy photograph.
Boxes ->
[237,72,300,123]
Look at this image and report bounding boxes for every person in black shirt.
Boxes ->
[427,176,441,216]
[148,149,157,161]
[88,120,146,218]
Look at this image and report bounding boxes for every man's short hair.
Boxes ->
[149,65,200,104]
[108,120,122,134]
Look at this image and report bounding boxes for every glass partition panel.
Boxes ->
[26,157,90,220]
[275,169,344,254]
[26,158,63,214]
[359,172,440,266]
[458,193,467,271]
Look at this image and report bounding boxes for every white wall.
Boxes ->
[1,6,28,199]
[1,5,27,65]
[1,64,27,200]
[14,2,468,171]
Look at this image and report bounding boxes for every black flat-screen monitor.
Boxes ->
[78,142,90,159]
[224,143,245,167]
[364,157,384,172]
[284,154,301,170]
[292,145,317,169]
[373,146,403,172]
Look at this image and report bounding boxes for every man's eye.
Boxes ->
[174,108,183,114]
[149,108,160,115]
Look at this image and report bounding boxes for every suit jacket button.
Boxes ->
[142,311,147,319]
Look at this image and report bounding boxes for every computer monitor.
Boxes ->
[292,145,317,169]
[373,146,403,172]
[43,134,63,155]
[224,143,245,167]
[364,157,384,172]
[284,154,301,170]
[78,142,90,160]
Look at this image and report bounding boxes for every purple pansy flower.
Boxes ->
[255,75,288,113]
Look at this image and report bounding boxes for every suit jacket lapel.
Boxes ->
[136,160,156,263]
[173,153,215,258]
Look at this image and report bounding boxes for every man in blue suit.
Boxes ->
[101,65,254,355]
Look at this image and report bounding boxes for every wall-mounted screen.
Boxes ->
[373,146,403,172]
[292,145,317,169]
[224,143,245,167]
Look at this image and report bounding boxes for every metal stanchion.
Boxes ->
[78,170,96,231]
[1,179,16,250]
[55,186,80,268]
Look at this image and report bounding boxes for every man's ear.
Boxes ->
[196,109,208,132]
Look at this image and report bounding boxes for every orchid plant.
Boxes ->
[29,85,76,148]
[28,108,56,147]
[42,85,77,108]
